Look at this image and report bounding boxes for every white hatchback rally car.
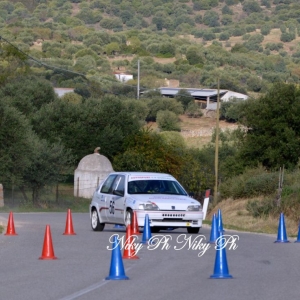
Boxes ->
[90,172,203,233]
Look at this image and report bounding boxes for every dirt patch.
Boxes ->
[180,113,238,135]
[146,113,238,148]
[71,3,80,17]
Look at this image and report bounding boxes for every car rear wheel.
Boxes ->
[91,209,105,231]
[187,227,200,234]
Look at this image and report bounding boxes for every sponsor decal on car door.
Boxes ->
[107,175,125,224]
[99,174,117,223]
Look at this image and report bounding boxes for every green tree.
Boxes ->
[220,99,245,122]
[113,128,184,178]
[159,131,186,149]
[21,138,74,204]
[221,15,233,25]
[76,7,102,24]
[222,5,233,15]
[242,0,262,14]
[105,42,120,55]
[122,98,149,122]
[238,83,300,169]
[0,99,34,188]
[32,96,141,163]
[203,10,219,27]
[178,148,215,198]
[186,46,204,66]
[175,89,195,110]
[260,24,271,35]
[145,97,184,121]
[156,110,180,131]
[185,101,203,118]
[0,76,56,117]
[0,42,30,86]
[73,55,97,73]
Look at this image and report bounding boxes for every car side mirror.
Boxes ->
[113,190,124,197]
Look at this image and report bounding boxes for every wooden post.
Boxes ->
[214,78,220,204]
[77,177,79,198]
[0,184,4,207]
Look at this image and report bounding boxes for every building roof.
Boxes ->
[76,153,113,172]
[154,87,229,101]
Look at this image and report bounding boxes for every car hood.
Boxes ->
[129,194,199,210]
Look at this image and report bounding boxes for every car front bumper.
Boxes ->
[135,210,203,228]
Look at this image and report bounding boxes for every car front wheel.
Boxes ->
[91,209,105,231]
[125,208,133,226]
[187,227,200,234]
[151,227,161,233]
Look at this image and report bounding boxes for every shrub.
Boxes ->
[185,102,203,118]
[145,97,184,122]
[244,173,278,197]
[219,167,278,199]
[246,198,274,218]
[156,110,181,132]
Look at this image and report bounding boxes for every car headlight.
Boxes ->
[187,205,201,211]
[139,202,159,211]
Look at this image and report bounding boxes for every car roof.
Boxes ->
[109,172,175,180]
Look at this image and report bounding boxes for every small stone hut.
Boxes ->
[74,148,114,199]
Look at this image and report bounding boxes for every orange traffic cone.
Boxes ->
[131,211,140,235]
[39,225,57,260]
[123,225,139,260]
[63,209,76,235]
[5,212,17,236]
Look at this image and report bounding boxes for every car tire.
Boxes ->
[187,227,200,234]
[91,209,105,231]
[125,208,133,226]
[151,227,161,233]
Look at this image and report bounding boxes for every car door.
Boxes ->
[108,175,126,224]
[100,174,118,223]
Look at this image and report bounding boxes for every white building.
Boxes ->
[147,87,249,110]
[54,88,74,97]
[74,149,114,199]
[114,73,133,82]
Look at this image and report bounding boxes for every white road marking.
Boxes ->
[58,266,135,300]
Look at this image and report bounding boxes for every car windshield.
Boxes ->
[128,180,187,195]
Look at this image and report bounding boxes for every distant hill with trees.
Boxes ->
[2,0,300,224]
[0,0,300,93]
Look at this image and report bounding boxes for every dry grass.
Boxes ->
[179,113,238,148]
[206,198,299,237]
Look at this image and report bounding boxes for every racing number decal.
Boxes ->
[109,200,115,214]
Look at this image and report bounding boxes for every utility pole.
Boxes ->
[137,59,140,99]
[214,78,220,204]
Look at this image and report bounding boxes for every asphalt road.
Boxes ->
[0,212,299,300]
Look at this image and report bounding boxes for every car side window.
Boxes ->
[112,175,125,194]
[101,175,117,194]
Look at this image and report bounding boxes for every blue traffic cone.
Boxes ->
[274,213,289,243]
[140,214,152,244]
[210,232,233,279]
[209,214,218,244]
[295,223,300,243]
[217,209,224,234]
[105,235,129,280]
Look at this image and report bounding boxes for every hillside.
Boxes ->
[177,113,299,237]
[1,0,300,93]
